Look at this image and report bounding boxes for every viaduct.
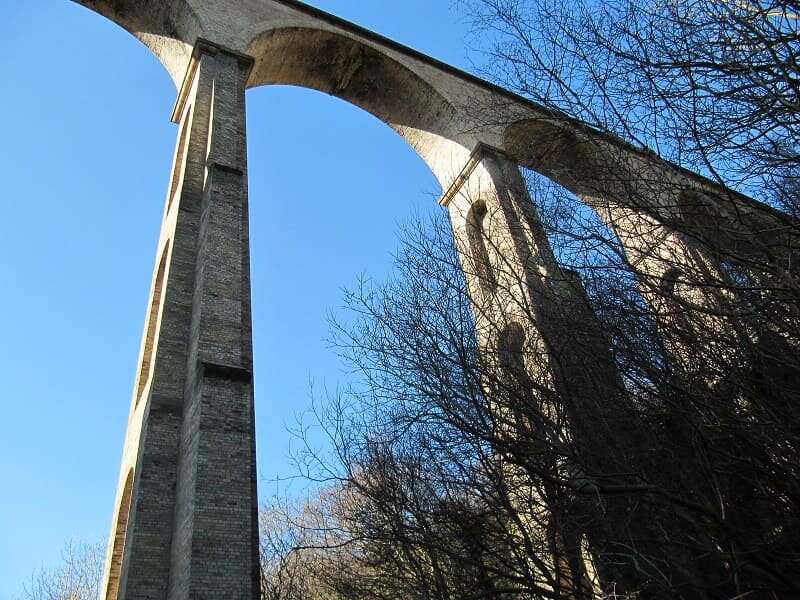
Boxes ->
[63,0,798,598]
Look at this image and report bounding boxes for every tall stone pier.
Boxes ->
[104,40,258,599]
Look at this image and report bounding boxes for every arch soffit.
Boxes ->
[247,28,454,135]
[503,119,602,198]
[71,0,203,85]
[245,27,470,180]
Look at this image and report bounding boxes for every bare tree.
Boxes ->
[261,181,800,597]
[449,2,800,596]
[20,539,104,600]
[257,3,800,598]
[460,0,800,207]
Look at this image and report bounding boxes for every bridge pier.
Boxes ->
[102,41,259,600]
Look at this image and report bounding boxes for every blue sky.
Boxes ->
[0,1,473,595]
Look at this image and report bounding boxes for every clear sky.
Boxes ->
[0,1,474,596]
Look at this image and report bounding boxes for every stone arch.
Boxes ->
[70,3,471,186]
[245,27,459,174]
[246,28,454,133]
[503,119,598,197]
[70,0,204,84]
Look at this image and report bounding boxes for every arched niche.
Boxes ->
[466,200,497,295]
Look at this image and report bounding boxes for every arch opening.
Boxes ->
[245,27,459,176]
[245,84,443,489]
[71,0,203,85]
[167,106,192,214]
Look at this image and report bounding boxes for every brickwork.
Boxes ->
[168,46,259,600]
